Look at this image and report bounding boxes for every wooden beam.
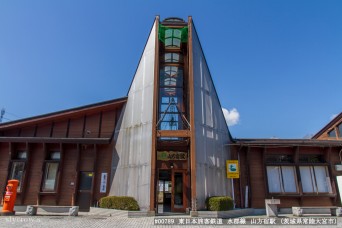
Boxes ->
[188,16,197,211]
[91,144,98,206]
[20,142,30,205]
[150,16,160,212]
[72,144,81,206]
[56,143,64,205]
[246,146,251,208]
[262,147,268,199]
[98,112,103,138]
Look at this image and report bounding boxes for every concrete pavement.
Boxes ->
[0,207,341,228]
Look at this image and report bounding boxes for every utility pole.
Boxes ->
[0,108,5,123]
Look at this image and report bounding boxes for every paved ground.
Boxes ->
[0,208,341,228]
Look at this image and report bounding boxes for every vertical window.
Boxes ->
[158,64,185,130]
[9,162,25,192]
[266,166,297,193]
[9,151,27,192]
[42,163,59,191]
[165,29,181,48]
[42,152,60,192]
[299,166,332,193]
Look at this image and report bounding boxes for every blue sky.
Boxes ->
[1,1,341,139]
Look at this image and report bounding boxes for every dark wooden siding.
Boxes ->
[248,148,266,208]
[24,143,45,205]
[0,143,10,201]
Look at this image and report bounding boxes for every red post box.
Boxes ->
[1,180,19,215]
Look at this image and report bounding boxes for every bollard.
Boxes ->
[1,180,19,216]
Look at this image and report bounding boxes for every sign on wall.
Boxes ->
[157,151,187,161]
[226,160,239,178]
[100,173,108,193]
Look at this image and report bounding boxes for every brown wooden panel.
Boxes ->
[79,146,95,171]
[92,144,113,203]
[248,148,266,208]
[20,126,35,137]
[0,143,10,201]
[278,198,300,208]
[58,144,78,206]
[266,147,294,155]
[3,129,20,137]
[52,121,68,138]
[298,146,324,154]
[100,110,116,138]
[302,197,333,206]
[40,195,57,205]
[36,123,52,137]
[24,143,45,205]
[69,118,84,138]
[84,114,100,138]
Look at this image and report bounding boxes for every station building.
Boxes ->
[0,16,232,213]
[1,16,341,214]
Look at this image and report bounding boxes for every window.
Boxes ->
[9,162,25,192]
[266,166,298,193]
[338,123,342,138]
[8,151,27,192]
[42,151,60,192]
[299,166,332,193]
[163,53,183,63]
[42,163,59,191]
[50,151,61,160]
[165,29,181,48]
[158,64,186,130]
[266,154,293,163]
[299,154,325,163]
[328,129,336,138]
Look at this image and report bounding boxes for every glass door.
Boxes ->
[171,170,186,212]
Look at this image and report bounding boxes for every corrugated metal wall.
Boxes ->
[191,23,232,209]
[109,22,156,211]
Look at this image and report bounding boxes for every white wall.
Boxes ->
[191,23,232,209]
[109,21,156,211]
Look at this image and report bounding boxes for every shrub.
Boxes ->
[99,196,140,211]
[206,196,234,211]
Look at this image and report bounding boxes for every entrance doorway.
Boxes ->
[157,169,186,214]
[77,171,94,212]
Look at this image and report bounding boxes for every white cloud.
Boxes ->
[222,107,240,126]
[331,114,338,120]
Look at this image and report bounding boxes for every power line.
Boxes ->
[0,108,5,123]
[5,111,21,119]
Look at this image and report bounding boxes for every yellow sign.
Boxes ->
[226,160,239,178]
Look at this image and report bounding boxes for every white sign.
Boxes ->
[100,173,108,193]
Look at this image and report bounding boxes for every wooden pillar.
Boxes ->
[150,15,160,212]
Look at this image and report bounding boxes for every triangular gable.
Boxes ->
[312,112,342,140]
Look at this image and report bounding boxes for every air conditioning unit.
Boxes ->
[335,164,342,171]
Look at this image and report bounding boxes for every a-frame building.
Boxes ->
[109,16,232,212]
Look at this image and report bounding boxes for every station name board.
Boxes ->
[157,151,187,161]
